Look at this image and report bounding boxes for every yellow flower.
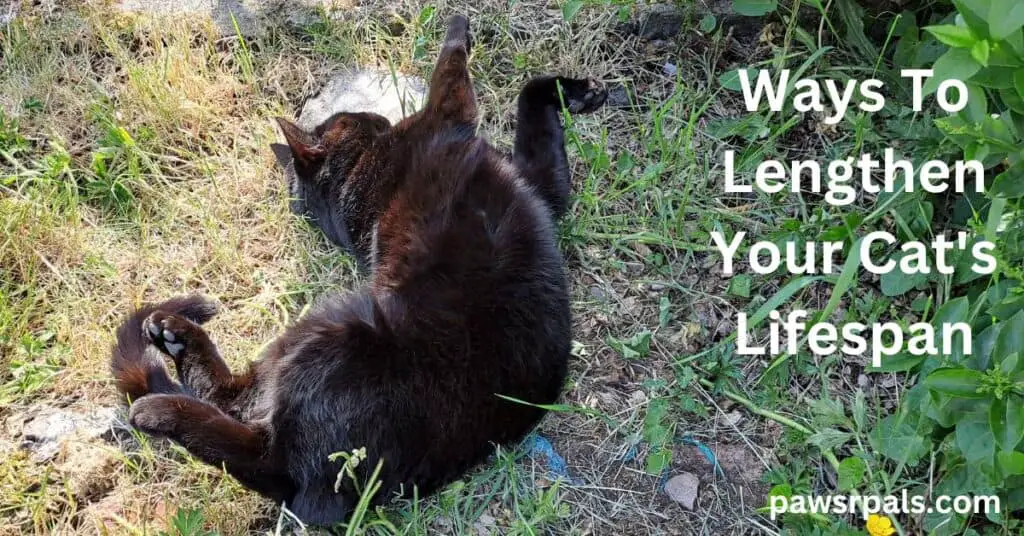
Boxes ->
[865,514,895,536]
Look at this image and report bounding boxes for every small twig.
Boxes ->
[32,248,68,285]
[698,378,842,471]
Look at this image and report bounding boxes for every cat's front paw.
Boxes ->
[144,311,200,360]
[128,394,180,436]
[559,77,608,114]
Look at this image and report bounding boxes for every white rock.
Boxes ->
[664,472,699,510]
[296,68,427,131]
[11,406,117,462]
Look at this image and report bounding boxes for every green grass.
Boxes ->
[5,0,1012,535]
[4,2,765,534]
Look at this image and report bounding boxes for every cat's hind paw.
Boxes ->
[128,394,180,436]
[144,311,200,360]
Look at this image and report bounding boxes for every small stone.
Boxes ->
[590,286,610,302]
[605,84,633,108]
[637,4,684,41]
[664,472,700,510]
[627,390,647,407]
[663,62,678,77]
[723,410,743,427]
[0,2,18,27]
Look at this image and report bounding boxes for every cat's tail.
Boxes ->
[110,295,217,401]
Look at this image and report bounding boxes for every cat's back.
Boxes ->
[372,123,566,305]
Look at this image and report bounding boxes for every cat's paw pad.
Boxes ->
[561,77,608,114]
[143,312,195,359]
[445,14,472,51]
[128,395,178,436]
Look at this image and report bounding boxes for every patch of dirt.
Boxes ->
[56,441,120,501]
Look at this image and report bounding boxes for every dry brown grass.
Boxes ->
[1,1,778,534]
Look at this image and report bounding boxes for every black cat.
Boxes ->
[111,15,606,525]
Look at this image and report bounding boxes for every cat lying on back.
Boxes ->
[110,15,607,525]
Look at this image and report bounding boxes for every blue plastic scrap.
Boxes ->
[526,434,581,484]
[620,434,726,488]
[678,435,725,478]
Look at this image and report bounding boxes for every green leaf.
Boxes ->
[998,450,1024,476]
[728,274,752,298]
[870,414,930,465]
[853,389,867,432]
[990,0,1024,41]
[924,368,987,398]
[718,68,756,92]
[995,311,1024,360]
[837,457,867,492]
[933,296,970,325]
[768,483,793,500]
[971,40,991,67]
[807,428,853,450]
[880,252,931,296]
[732,0,777,16]
[972,66,1017,89]
[1001,86,1024,114]
[658,296,671,328]
[645,448,672,475]
[991,165,1024,198]
[643,398,672,445]
[607,330,653,360]
[1015,68,1024,100]
[956,412,996,465]
[952,0,991,39]
[870,352,926,373]
[971,322,1004,371]
[990,394,1024,451]
[561,0,583,22]
[932,297,971,364]
[960,83,989,123]
[924,24,977,48]
[699,14,717,33]
[923,48,982,96]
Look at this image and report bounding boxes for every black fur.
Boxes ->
[111,15,606,526]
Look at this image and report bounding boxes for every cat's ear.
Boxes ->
[275,117,326,167]
[270,143,292,168]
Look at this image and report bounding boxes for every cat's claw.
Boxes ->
[143,311,193,359]
[563,78,608,114]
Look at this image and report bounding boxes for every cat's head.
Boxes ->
[271,112,391,217]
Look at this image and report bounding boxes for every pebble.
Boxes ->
[664,472,700,510]
[637,4,684,41]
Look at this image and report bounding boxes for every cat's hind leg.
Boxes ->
[424,15,476,126]
[111,295,217,401]
[129,393,291,498]
[143,307,253,408]
[513,76,607,219]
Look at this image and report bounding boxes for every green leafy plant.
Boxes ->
[607,330,652,360]
[158,509,218,536]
